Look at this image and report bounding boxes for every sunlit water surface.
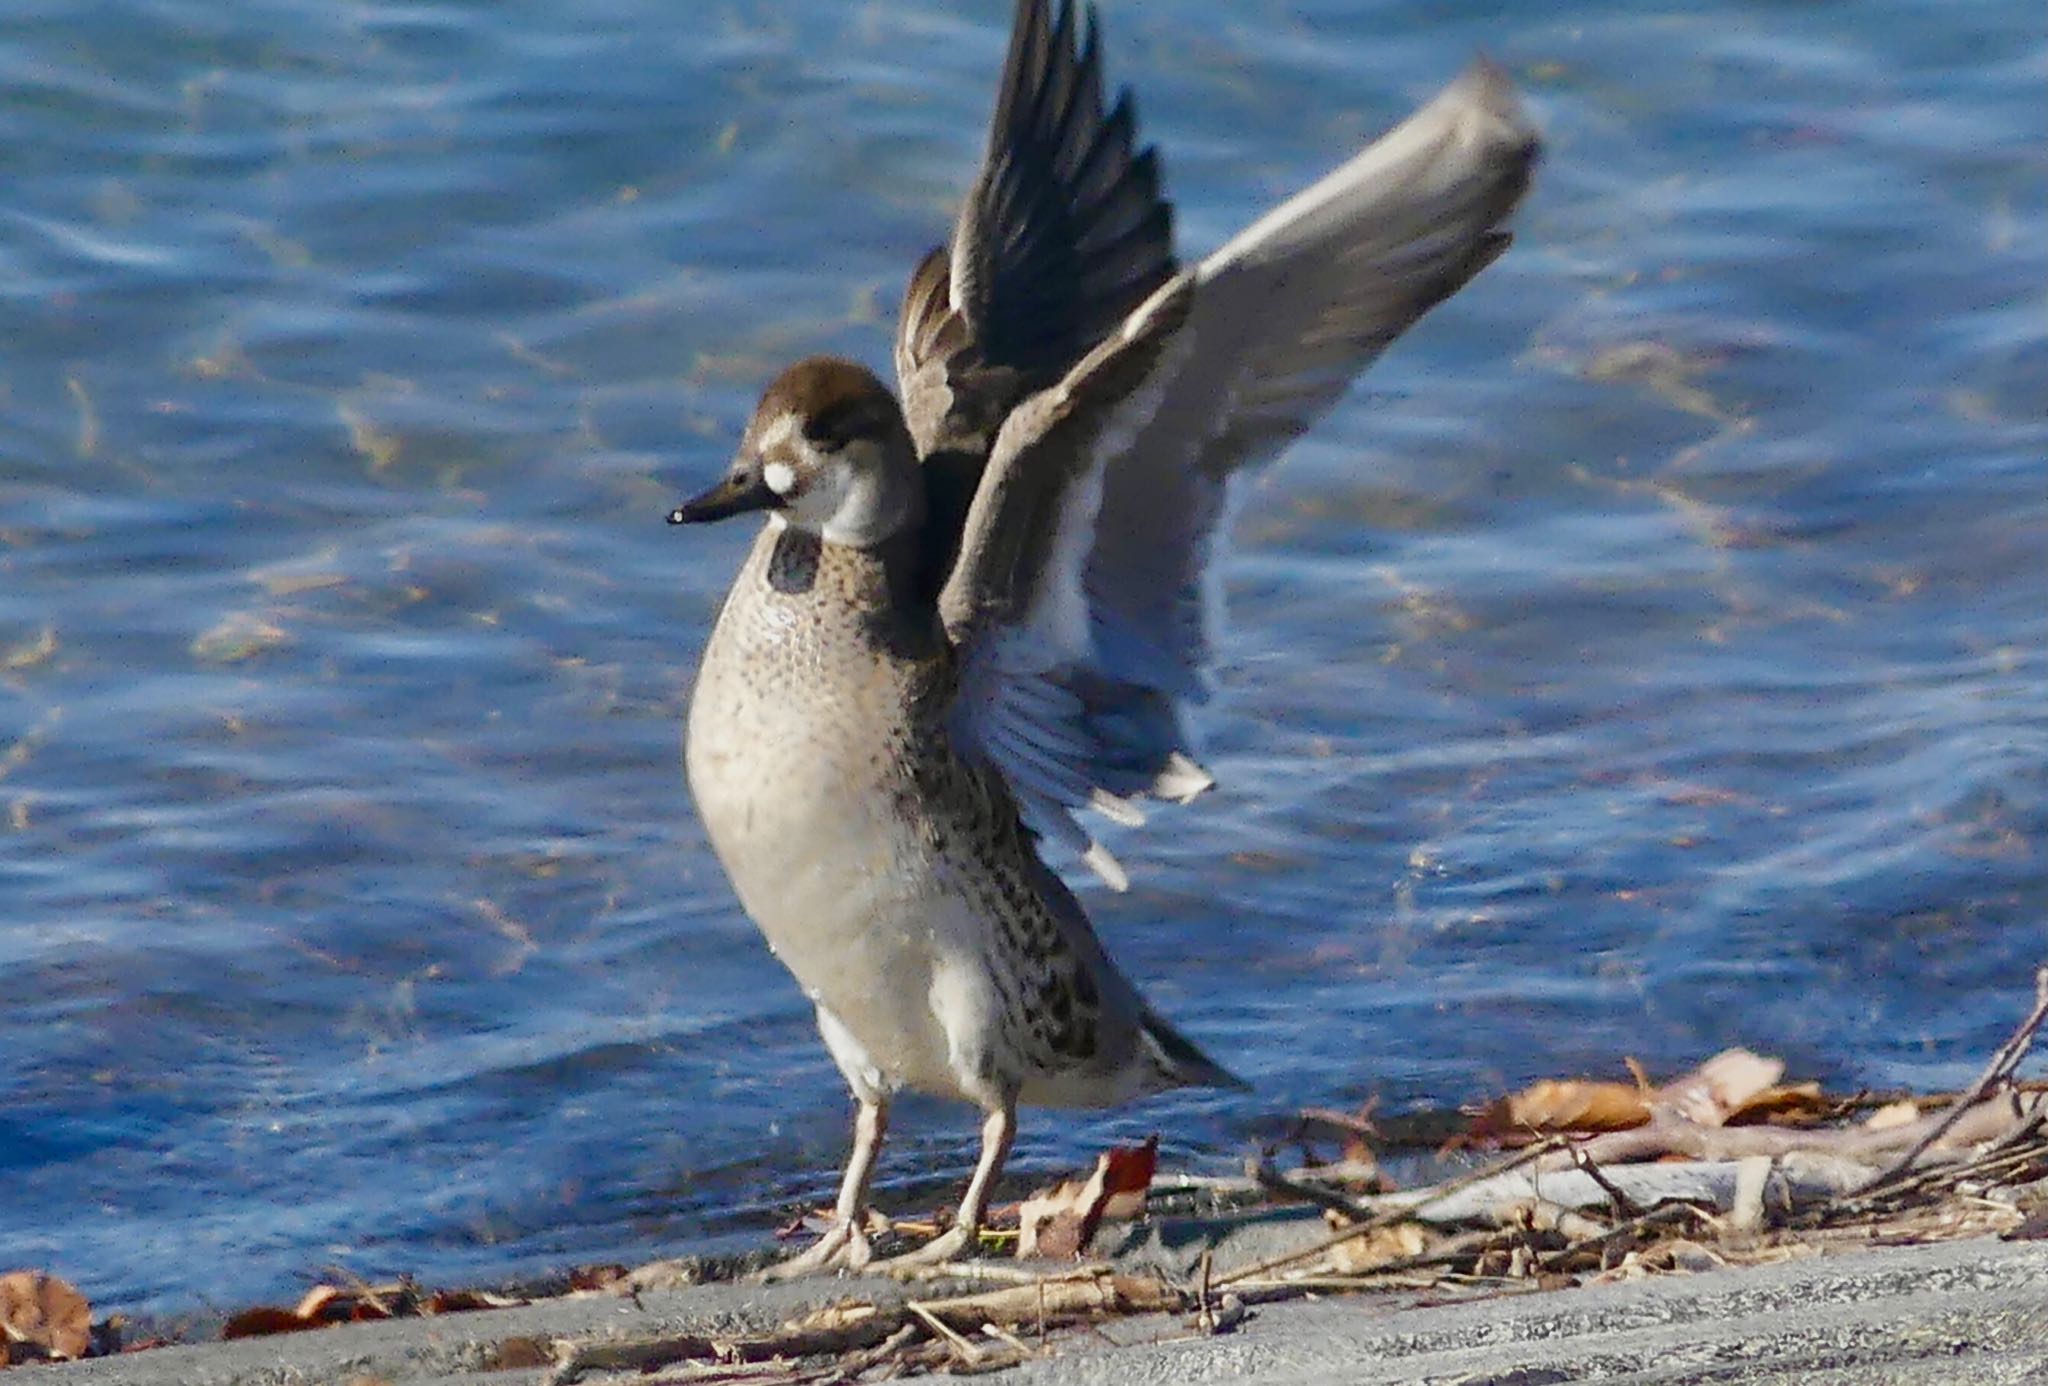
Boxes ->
[1,0,2042,1312]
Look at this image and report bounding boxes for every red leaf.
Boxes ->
[220,1307,325,1341]
[1017,1136,1160,1259]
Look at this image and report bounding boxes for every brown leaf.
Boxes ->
[0,1270,92,1362]
[566,1264,629,1293]
[1017,1175,1094,1259]
[220,1283,373,1340]
[1095,1134,1159,1224]
[220,1306,325,1341]
[1862,1099,1921,1131]
[1467,1080,1652,1143]
[1321,1220,1431,1274]
[1724,1082,1826,1125]
[1016,1136,1159,1259]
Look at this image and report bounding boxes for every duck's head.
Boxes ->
[669,357,920,548]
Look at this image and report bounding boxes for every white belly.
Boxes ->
[684,569,982,1101]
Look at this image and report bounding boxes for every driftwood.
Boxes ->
[544,1272,1183,1386]
[1212,1139,1565,1288]
[1367,1150,1872,1225]
[789,1271,1182,1337]
[1552,1088,2047,1170]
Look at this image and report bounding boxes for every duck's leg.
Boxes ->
[875,1098,1015,1271]
[758,1095,888,1280]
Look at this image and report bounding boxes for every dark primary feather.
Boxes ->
[957,0,1176,375]
[894,0,1177,464]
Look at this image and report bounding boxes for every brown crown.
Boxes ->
[753,357,903,449]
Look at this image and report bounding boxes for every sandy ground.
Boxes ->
[22,1217,2048,1385]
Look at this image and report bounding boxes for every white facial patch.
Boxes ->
[762,460,797,495]
[755,413,800,453]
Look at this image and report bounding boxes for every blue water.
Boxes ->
[1,0,2042,1315]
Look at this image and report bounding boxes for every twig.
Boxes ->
[1567,1143,1645,1220]
[1214,1137,1565,1288]
[1249,1155,1374,1220]
[813,1323,920,1386]
[1538,1202,1703,1273]
[317,1266,402,1318]
[980,1322,1035,1357]
[641,1364,804,1385]
[905,1301,983,1366]
[792,1272,1182,1340]
[545,1333,718,1384]
[892,1260,1101,1286]
[1147,1163,1381,1212]
[1858,966,2048,1195]
[1228,1274,1440,1294]
[1298,1105,1380,1138]
[1813,1127,2048,1225]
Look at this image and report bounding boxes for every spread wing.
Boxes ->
[939,62,1540,888]
[894,0,1177,465]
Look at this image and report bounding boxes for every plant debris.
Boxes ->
[1016,1135,1159,1258]
[27,971,2048,1384]
[201,1266,629,1346]
[1459,1047,1827,1148]
[530,966,2048,1384]
[218,1278,530,1340]
[0,1270,91,1366]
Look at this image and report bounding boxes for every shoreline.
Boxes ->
[19,1213,2048,1384]
[19,1012,2048,1382]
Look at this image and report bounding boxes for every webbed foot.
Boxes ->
[871,1223,980,1277]
[752,1217,874,1281]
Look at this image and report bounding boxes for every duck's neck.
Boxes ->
[764,519,936,623]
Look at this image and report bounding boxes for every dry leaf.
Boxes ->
[219,1282,397,1340]
[1862,1099,1921,1131]
[1724,1082,1826,1125]
[1462,1048,1814,1146]
[484,1337,556,1370]
[1321,1220,1431,1274]
[0,1270,92,1362]
[1016,1136,1158,1259]
[1662,1239,1730,1273]
[566,1264,629,1293]
[220,1306,327,1341]
[1467,1080,1651,1143]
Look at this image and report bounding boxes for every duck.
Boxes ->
[669,0,1537,1275]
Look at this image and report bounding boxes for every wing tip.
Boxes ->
[1153,751,1215,804]
[1082,840,1131,892]
[1442,54,1543,163]
[1089,787,1148,828]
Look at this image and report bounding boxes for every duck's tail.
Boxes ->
[1140,1007,1249,1092]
